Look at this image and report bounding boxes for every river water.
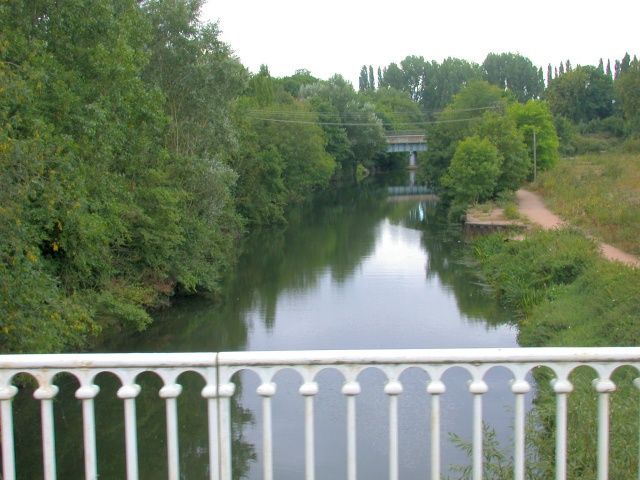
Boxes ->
[12,179,523,479]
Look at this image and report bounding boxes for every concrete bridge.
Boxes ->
[386,133,427,169]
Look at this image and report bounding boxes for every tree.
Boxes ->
[427,57,483,110]
[606,59,612,78]
[547,64,553,86]
[421,80,508,188]
[368,65,375,90]
[475,112,530,192]
[358,65,369,92]
[400,55,427,101]
[483,52,545,102]
[597,58,604,73]
[377,66,383,88]
[621,53,631,73]
[545,66,614,123]
[442,136,502,204]
[508,100,559,172]
[280,69,318,97]
[615,59,640,132]
[379,62,405,91]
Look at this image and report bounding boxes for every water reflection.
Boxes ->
[11,178,522,479]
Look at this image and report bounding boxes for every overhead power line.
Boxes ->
[247,116,487,127]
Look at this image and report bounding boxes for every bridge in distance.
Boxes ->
[385,133,427,169]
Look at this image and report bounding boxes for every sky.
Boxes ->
[201,0,638,85]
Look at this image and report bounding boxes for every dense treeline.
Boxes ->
[359,51,638,214]
[0,0,422,352]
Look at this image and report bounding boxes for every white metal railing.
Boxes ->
[0,347,639,480]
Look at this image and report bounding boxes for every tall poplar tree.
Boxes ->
[359,65,369,92]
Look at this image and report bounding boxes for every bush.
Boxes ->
[442,136,502,206]
[473,229,597,313]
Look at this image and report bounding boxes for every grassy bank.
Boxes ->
[534,150,640,256]
[472,229,640,478]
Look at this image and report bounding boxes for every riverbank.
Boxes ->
[533,150,640,257]
[471,226,640,477]
[516,189,640,267]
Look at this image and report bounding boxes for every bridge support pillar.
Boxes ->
[409,151,417,168]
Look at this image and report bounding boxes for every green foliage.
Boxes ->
[473,230,640,479]
[473,229,597,313]
[442,136,502,205]
[483,52,545,102]
[475,112,530,191]
[279,69,318,98]
[0,0,243,352]
[545,66,614,123]
[378,56,482,111]
[363,87,424,132]
[421,80,508,189]
[508,100,559,172]
[300,75,386,178]
[614,59,640,134]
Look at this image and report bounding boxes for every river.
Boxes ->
[12,177,523,479]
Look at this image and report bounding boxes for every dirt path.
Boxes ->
[516,189,640,268]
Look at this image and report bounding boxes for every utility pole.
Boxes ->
[533,129,537,182]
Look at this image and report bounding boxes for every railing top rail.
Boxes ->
[2,348,640,370]
[217,347,640,366]
[0,352,217,369]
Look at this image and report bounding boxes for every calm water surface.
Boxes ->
[13,180,524,479]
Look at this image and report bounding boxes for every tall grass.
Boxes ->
[535,151,640,256]
[472,229,640,478]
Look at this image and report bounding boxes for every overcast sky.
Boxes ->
[201,0,638,85]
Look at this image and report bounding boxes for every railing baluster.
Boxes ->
[299,382,319,480]
[634,378,640,480]
[511,380,530,480]
[34,384,60,480]
[468,380,488,480]
[342,380,361,480]
[427,380,446,480]
[384,380,403,480]
[218,382,236,480]
[593,378,616,480]
[551,379,573,480]
[117,383,141,480]
[160,383,183,480]
[0,385,18,480]
[75,384,100,480]
[257,382,277,480]
[202,384,220,480]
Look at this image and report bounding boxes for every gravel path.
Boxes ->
[516,189,640,268]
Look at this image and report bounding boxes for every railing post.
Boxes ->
[257,382,277,480]
[384,380,403,480]
[468,380,488,480]
[551,378,573,480]
[160,383,183,480]
[202,383,220,480]
[34,383,60,480]
[342,380,361,480]
[511,379,531,480]
[75,384,101,480]
[427,379,446,480]
[0,384,18,480]
[117,383,141,480]
[299,381,319,480]
[218,382,236,480]
[593,378,616,480]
